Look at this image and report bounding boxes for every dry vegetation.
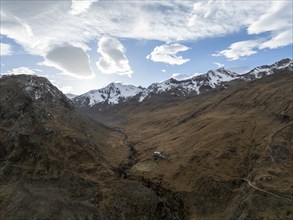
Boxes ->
[94,70,293,219]
[0,71,292,219]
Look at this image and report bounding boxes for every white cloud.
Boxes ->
[0,1,271,53]
[248,2,292,35]
[45,44,94,79]
[0,10,41,55]
[70,0,97,15]
[170,72,200,81]
[146,43,190,65]
[214,1,293,60]
[213,39,263,60]
[0,43,13,56]
[0,1,291,66]
[188,1,269,38]
[260,29,292,49]
[252,2,293,50]
[96,36,133,77]
[214,62,224,68]
[59,85,73,94]
[2,66,37,75]
[161,69,166,73]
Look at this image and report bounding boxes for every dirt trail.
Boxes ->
[240,178,293,202]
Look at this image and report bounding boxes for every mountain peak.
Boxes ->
[208,67,238,77]
[108,82,122,88]
[1,74,73,108]
[242,58,292,80]
[275,58,292,65]
[274,58,292,69]
[0,74,74,126]
[73,82,143,107]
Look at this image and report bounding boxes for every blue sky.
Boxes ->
[1,0,292,94]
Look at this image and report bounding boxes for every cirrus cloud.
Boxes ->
[146,43,190,65]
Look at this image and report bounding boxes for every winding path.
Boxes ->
[240,178,292,202]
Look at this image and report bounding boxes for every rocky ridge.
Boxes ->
[72,58,292,109]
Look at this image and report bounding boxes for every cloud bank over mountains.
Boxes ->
[1,0,292,78]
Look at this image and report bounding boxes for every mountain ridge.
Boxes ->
[0,74,173,219]
[72,58,292,109]
[73,82,144,107]
[1,59,292,219]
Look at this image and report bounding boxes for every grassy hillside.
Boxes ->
[94,69,293,219]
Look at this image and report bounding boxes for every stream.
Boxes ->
[114,128,138,178]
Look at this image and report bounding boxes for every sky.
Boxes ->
[0,0,292,95]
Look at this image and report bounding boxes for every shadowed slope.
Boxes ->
[0,75,182,220]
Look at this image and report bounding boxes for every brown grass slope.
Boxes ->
[0,75,181,220]
[94,69,293,219]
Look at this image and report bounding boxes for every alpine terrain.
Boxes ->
[0,59,292,220]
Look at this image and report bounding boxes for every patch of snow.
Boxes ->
[35,92,41,100]
[250,67,273,78]
[207,68,238,87]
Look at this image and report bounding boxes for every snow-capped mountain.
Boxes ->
[72,58,292,108]
[241,58,292,80]
[138,68,238,101]
[73,82,144,107]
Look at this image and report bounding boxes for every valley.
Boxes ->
[86,63,293,219]
[1,0,293,219]
[0,59,292,219]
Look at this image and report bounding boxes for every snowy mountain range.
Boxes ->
[73,82,143,107]
[241,58,293,80]
[138,68,238,102]
[71,58,292,108]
